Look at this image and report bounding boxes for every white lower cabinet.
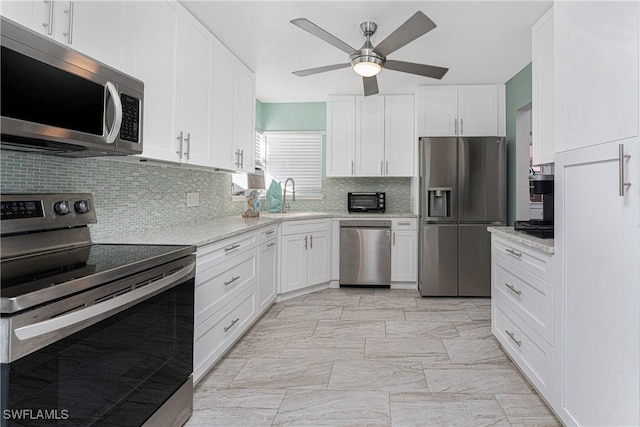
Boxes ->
[256,225,278,315]
[491,234,554,399]
[280,219,331,294]
[391,218,417,284]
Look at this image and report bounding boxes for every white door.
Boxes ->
[211,39,236,170]
[531,7,555,165]
[554,1,639,152]
[415,86,457,137]
[327,96,356,176]
[457,85,498,137]
[280,234,309,293]
[385,95,415,177]
[355,96,385,176]
[127,0,180,163]
[257,241,277,314]
[555,138,639,426]
[0,1,51,35]
[307,231,331,286]
[177,14,213,167]
[391,230,417,282]
[233,61,256,173]
[65,1,128,72]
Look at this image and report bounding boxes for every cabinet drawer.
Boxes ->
[197,231,257,269]
[281,219,329,235]
[493,302,551,395]
[392,218,417,230]
[194,286,256,383]
[258,224,279,244]
[493,257,553,344]
[195,248,257,325]
[493,236,553,282]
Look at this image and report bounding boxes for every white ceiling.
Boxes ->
[181,1,552,103]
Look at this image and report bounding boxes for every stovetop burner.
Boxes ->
[514,220,554,239]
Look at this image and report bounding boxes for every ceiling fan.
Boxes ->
[290,11,449,96]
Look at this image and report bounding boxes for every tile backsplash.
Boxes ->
[1,151,412,239]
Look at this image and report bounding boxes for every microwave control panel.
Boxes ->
[119,94,140,143]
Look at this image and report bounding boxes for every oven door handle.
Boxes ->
[13,262,195,342]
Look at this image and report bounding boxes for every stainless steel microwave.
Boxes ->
[0,17,143,157]
[348,192,386,213]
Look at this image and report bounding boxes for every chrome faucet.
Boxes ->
[282,178,296,213]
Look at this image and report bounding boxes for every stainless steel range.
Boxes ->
[1,193,196,427]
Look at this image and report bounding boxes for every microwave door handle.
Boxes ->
[105,82,123,144]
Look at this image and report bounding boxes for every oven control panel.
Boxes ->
[0,193,97,235]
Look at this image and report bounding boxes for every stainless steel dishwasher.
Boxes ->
[340,220,391,286]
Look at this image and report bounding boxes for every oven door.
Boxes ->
[349,193,381,212]
[1,262,194,426]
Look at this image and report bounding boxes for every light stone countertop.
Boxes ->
[487,226,554,254]
[96,212,417,247]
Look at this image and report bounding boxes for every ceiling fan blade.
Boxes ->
[384,60,449,79]
[292,63,351,77]
[291,18,358,55]
[363,76,379,96]
[373,11,437,57]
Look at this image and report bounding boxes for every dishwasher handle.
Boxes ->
[340,220,391,228]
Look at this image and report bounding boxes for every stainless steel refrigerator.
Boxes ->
[418,137,506,297]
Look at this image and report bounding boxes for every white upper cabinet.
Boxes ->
[326,96,356,177]
[355,97,385,176]
[175,13,214,167]
[554,1,639,151]
[531,7,555,165]
[211,39,256,173]
[385,95,415,177]
[1,1,129,73]
[327,95,414,177]
[125,0,180,163]
[416,85,505,137]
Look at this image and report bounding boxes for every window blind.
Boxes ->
[265,133,323,196]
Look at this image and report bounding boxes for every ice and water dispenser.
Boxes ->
[427,187,452,218]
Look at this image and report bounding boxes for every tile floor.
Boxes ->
[186,288,561,426]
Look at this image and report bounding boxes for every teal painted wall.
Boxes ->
[505,63,532,225]
[261,102,326,131]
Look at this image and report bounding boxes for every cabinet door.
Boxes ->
[233,61,256,173]
[532,7,555,165]
[127,0,180,163]
[211,39,236,170]
[385,95,415,177]
[307,230,331,286]
[416,86,457,137]
[326,96,356,176]
[355,96,385,176]
[555,139,639,426]
[457,85,498,137]
[177,13,213,167]
[391,230,417,282]
[64,1,128,72]
[280,234,309,293]
[0,1,51,35]
[257,241,277,314]
[555,1,638,152]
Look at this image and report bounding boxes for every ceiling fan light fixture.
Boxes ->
[351,55,384,77]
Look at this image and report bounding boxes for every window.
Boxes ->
[232,131,323,198]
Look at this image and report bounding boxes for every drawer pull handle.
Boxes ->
[224,318,240,332]
[505,330,522,347]
[505,248,522,258]
[267,242,276,248]
[266,230,275,235]
[225,244,241,253]
[224,276,240,286]
[505,283,522,296]
[397,221,411,226]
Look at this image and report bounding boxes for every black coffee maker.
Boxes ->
[515,174,554,238]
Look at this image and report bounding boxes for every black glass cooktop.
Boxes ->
[1,244,193,313]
